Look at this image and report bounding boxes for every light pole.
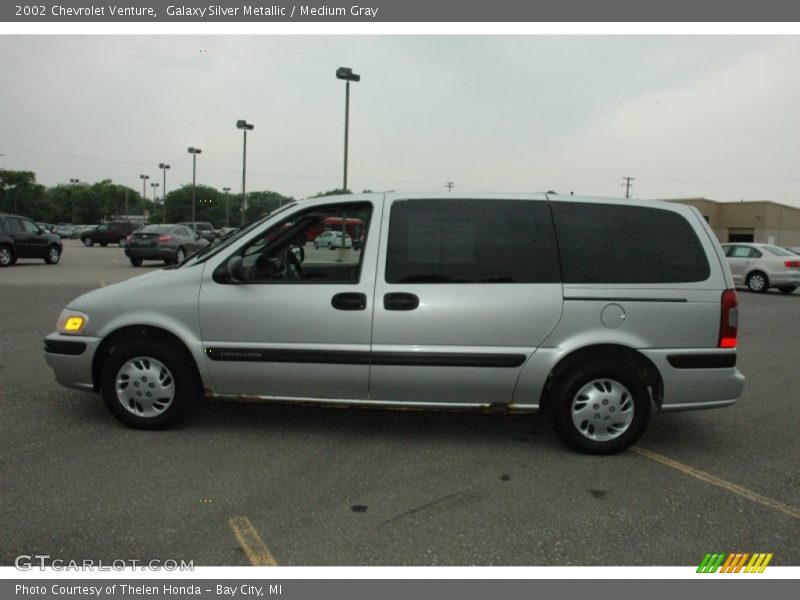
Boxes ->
[139,174,149,219]
[159,162,170,222]
[236,120,254,226]
[187,147,201,223]
[222,186,231,227]
[69,178,80,223]
[150,182,160,220]
[336,66,360,193]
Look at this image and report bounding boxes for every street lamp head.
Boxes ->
[159,163,171,170]
[140,174,149,180]
[236,120,254,130]
[188,147,202,155]
[336,66,360,82]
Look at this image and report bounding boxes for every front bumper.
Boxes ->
[44,333,101,392]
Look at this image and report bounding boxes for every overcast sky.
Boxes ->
[2,35,800,206]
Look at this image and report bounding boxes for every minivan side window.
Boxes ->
[235,201,372,284]
[551,202,710,284]
[385,199,560,284]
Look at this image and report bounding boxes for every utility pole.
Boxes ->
[446,181,454,192]
[621,176,635,199]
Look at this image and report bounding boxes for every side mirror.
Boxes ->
[227,255,245,282]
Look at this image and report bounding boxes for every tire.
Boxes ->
[0,245,14,267]
[100,336,201,430]
[314,242,319,249]
[129,257,143,267]
[327,242,333,250]
[176,247,186,263]
[44,244,61,264]
[549,360,651,455]
[778,286,796,294]
[746,271,769,293]
[83,237,94,247]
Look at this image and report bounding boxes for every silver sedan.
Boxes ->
[722,242,800,293]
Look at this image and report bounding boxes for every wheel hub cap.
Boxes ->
[571,378,634,441]
[115,356,175,418]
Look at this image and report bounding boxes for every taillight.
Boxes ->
[784,260,800,268]
[719,289,738,348]
[159,235,172,243]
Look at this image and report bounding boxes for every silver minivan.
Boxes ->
[44,193,744,454]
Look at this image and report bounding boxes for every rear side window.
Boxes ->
[551,202,710,284]
[386,199,560,284]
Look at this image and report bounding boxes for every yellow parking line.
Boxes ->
[110,257,119,264]
[228,516,278,566]
[98,279,107,287]
[634,447,800,520]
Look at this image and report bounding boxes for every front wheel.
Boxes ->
[549,361,651,454]
[83,237,94,247]
[129,257,143,267]
[44,245,61,264]
[100,337,201,429]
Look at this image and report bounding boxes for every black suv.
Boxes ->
[0,213,63,267]
[80,221,138,247]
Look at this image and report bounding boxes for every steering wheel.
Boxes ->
[281,246,302,280]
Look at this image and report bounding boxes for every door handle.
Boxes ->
[331,292,367,311]
[384,292,419,311]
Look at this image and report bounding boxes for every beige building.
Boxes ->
[662,198,800,246]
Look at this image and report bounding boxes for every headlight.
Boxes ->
[56,309,89,335]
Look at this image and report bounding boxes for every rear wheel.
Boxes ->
[129,257,143,267]
[44,244,61,264]
[778,286,796,294]
[549,360,651,454]
[746,271,769,293]
[83,237,94,247]
[0,245,14,267]
[100,336,201,429]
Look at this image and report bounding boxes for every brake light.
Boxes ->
[784,260,800,268]
[719,289,738,348]
[159,235,172,243]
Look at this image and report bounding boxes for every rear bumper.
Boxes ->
[125,247,177,261]
[640,348,745,410]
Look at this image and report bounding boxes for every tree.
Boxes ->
[0,170,47,219]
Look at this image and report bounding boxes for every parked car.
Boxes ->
[0,213,62,266]
[80,221,138,247]
[179,222,218,242]
[55,223,78,239]
[44,193,744,454]
[721,242,800,294]
[313,230,352,249]
[36,222,56,234]
[125,223,209,266]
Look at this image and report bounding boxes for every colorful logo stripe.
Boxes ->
[697,553,773,573]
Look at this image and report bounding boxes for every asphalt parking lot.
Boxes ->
[1,239,798,567]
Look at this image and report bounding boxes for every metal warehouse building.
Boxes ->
[663,198,800,246]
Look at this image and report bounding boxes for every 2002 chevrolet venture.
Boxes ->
[44,192,744,454]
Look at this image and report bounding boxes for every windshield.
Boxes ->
[179,202,297,267]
